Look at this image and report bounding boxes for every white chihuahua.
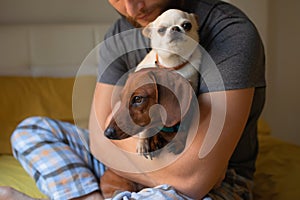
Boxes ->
[136,9,201,92]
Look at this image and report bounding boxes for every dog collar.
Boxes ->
[155,53,188,71]
[159,124,180,133]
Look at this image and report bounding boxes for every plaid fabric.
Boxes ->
[206,169,254,200]
[110,184,193,200]
[11,117,253,200]
[11,116,105,200]
[108,170,253,200]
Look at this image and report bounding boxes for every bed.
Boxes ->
[0,24,299,200]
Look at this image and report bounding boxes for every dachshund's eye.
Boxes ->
[157,27,167,34]
[182,22,192,31]
[131,96,144,106]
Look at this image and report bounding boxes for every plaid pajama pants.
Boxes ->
[11,116,253,200]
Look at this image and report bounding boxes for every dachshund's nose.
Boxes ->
[104,127,117,139]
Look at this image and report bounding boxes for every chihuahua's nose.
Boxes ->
[104,127,117,139]
[171,26,182,33]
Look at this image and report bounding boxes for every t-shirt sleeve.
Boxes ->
[198,3,266,93]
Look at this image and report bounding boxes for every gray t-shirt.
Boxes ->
[98,0,266,179]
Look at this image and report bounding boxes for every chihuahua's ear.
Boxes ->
[190,13,199,23]
[142,22,153,38]
[191,13,199,22]
[189,13,199,31]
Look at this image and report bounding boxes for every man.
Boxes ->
[1,0,265,199]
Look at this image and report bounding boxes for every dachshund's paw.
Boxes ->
[136,139,153,159]
[136,138,149,155]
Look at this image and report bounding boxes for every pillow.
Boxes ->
[0,75,96,154]
[254,134,300,199]
[257,118,271,135]
[0,76,97,154]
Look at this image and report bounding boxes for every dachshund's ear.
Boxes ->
[154,69,194,127]
[128,68,159,103]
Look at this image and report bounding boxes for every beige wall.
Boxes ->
[265,0,300,145]
[0,0,119,24]
[230,0,300,145]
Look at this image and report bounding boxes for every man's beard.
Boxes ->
[126,16,143,28]
[123,0,185,28]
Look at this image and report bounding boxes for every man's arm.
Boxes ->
[89,83,116,131]
[89,82,254,199]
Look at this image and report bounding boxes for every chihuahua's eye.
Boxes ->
[182,22,192,31]
[157,27,167,34]
[131,96,144,106]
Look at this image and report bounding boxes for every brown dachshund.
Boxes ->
[104,68,194,158]
[101,68,195,198]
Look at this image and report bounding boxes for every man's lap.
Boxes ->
[11,117,253,200]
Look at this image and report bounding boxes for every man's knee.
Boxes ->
[10,116,52,151]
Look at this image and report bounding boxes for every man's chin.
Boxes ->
[126,16,143,28]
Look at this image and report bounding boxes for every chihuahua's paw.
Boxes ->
[136,139,153,160]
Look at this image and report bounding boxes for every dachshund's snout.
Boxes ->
[104,127,117,139]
